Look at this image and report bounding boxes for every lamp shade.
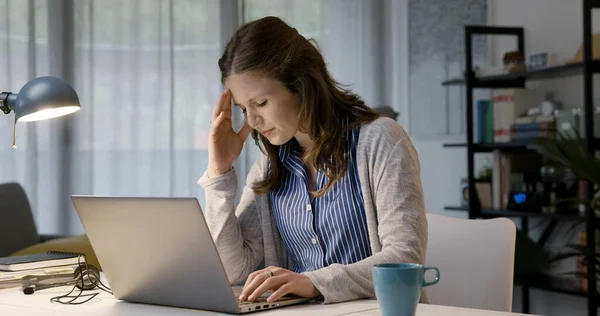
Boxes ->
[6,76,80,122]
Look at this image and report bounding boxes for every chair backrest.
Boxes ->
[425,213,516,312]
[0,182,38,257]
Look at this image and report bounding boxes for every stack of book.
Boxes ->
[511,115,556,141]
[0,252,81,289]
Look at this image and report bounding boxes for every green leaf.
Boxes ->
[536,130,600,185]
[554,271,600,280]
[548,252,584,263]
[567,244,599,256]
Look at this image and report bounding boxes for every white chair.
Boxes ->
[425,213,516,312]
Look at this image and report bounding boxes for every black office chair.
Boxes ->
[373,106,400,120]
[0,182,62,257]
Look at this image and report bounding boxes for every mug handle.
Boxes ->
[422,266,440,287]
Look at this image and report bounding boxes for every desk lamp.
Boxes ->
[0,76,80,149]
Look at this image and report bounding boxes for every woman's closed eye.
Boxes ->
[239,101,266,114]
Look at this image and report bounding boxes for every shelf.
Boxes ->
[443,140,547,152]
[444,206,588,221]
[443,138,600,152]
[444,206,469,211]
[515,274,594,298]
[481,208,587,221]
[443,141,538,152]
[441,61,600,86]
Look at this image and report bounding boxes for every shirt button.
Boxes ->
[306,204,312,211]
[311,238,317,244]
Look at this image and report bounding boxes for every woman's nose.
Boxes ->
[245,109,262,129]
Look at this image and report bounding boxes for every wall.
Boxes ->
[388,0,471,220]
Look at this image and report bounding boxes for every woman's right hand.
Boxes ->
[207,89,253,178]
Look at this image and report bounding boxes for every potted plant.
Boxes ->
[536,131,600,289]
[475,164,493,209]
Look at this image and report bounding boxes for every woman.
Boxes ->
[198,16,427,304]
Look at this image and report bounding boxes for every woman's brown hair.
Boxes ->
[218,16,380,197]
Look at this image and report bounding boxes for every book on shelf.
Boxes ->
[476,99,494,143]
[493,89,543,143]
[514,115,555,124]
[0,252,79,272]
[575,230,600,291]
[511,120,556,141]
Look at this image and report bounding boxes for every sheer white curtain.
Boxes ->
[66,0,222,233]
[0,0,63,234]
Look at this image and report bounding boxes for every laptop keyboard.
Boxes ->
[232,287,295,305]
[238,298,266,305]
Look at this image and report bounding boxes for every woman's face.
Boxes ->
[224,71,301,146]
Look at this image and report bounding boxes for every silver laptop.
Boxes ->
[71,196,310,314]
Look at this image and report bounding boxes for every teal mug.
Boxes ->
[372,263,440,316]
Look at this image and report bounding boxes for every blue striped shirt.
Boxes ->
[269,121,372,273]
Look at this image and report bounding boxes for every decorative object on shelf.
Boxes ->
[556,106,600,139]
[460,178,469,207]
[528,51,559,70]
[475,182,493,209]
[503,51,527,72]
[507,190,542,212]
[556,108,583,137]
[476,164,493,209]
[526,107,541,117]
[568,33,600,63]
[460,178,492,209]
[478,164,493,182]
[540,93,560,117]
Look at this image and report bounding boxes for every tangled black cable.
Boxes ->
[49,254,113,305]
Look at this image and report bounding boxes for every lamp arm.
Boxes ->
[0,92,12,114]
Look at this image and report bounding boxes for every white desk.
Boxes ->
[0,280,534,316]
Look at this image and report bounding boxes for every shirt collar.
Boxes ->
[277,115,355,172]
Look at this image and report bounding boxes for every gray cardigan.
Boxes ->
[198,117,428,304]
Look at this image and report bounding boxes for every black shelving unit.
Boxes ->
[444,206,592,221]
[515,274,591,298]
[444,138,600,152]
[442,1,599,315]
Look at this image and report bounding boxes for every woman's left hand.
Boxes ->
[239,266,321,303]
